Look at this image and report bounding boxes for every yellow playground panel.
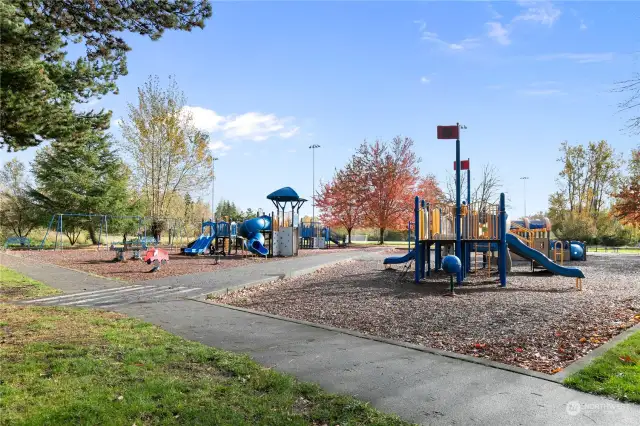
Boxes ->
[417,201,502,241]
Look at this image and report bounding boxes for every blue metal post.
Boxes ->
[58,214,63,250]
[467,164,471,273]
[455,126,462,284]
[499,193,507,287]
[40,215,56,249]
[421,200,426,279]
[414,196,420,284]
[435,242,441,271]
[98,215,104,249]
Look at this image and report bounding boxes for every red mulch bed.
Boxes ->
[10,249,275,282]
[9,245,381,282]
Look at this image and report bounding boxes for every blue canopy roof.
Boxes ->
[266,187,302,202]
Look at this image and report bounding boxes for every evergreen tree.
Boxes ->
[215,199,242,220]
[1,0,212,151]
[30,131,136,245]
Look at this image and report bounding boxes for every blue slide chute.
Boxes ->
[239,216,271,256]
[183,234,215,255]
[506,233,584,278]
[383,249,416,265]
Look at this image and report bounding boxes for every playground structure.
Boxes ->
[510,218,587,265]
[181,187,306,258]
[183,219,239,256]
[299,222,347,249]
[384,123,585,289]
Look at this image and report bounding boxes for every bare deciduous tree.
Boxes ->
[444,163,502,212]
[615,73,640,134]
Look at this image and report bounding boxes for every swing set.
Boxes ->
[39,213,189,250]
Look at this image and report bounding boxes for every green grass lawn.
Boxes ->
[564,330,640,403]
[0,265,61,302]
[0,304,410,425]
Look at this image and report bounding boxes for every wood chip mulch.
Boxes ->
[216,253,640,374]
[9,245,384,282]
[11,249,274,282]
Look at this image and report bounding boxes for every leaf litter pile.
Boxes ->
[216,253,640,374]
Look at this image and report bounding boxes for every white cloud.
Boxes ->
[580,19,587,30]
[279,127,300,139]
[517,89,565,96]
[221,112,296,141]
[488,3,503,20]
[182,106,225,132]
[513,1,561,26]
[110,118,123,128]
[417,22,481,51]
[182,107,299,143]
[536,52,614,63]
[485,1,561,47]
[486,22,511,45]
[420,76,430,84]
[209,140,231,153]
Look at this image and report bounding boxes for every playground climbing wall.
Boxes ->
[273,228,298,257]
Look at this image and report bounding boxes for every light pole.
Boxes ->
[520,176,529,217]
[309,144,320,241]
[309,144,321,221]
[211,157,219,220]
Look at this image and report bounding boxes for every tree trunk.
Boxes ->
[347,227,353,244]
[151,220,162,244]
[379,227,385,244]
[87,224,99,245]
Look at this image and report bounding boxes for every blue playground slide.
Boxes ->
[383,249,416,265]
[183,234,215,255]
[506,233,584,278]
[239,216,271,256]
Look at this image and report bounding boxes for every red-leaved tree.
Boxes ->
[315,163,365,243]
[614,149,640,225]
[416,174,444,206]
[354,136,420,244]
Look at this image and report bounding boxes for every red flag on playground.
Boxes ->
[437,125,459,140]
[453,160,470,170]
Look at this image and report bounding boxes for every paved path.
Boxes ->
[1,252,123,293]
[19,284,203,308]
[141,249,371,295]
[3,250,640,425]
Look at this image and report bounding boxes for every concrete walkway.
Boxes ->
[141,249,376,295]
[2,250,640,425]
[0,252,123,293]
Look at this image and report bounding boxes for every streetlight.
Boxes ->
[520,176,529,217]
[211,157,219,220]
[309,144,321,235]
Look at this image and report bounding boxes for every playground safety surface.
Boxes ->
[216,253,640,374]
[10,246,386,282]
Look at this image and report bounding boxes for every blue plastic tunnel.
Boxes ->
[238,215,271,256]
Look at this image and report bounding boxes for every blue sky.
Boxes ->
[6,1,640,220]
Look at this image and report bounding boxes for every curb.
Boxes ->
[193,298,559,383]
[553,321,640,381]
